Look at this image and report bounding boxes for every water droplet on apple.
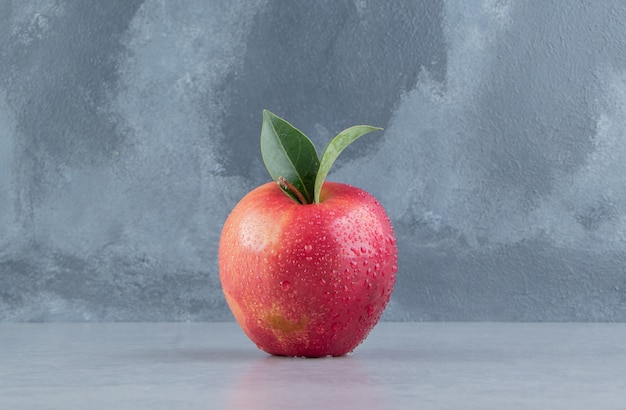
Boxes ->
[304,244,313,253]
[365,304,375,317]
[350,247,360,256]
[280,280,291,291]
[332,322,339,332]
[318,278,327,285]
[349,261,358,269]
[374,263,381,271]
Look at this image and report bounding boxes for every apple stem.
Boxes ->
[277,176,307,204]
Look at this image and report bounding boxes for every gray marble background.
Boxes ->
[1,0,626,321]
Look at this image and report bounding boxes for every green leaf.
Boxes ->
[260,110,320,203]
[314,125,383,203]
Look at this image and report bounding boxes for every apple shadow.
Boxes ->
[224,353,390,410]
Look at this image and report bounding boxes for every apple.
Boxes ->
[218,110,397,357]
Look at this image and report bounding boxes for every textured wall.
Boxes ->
[1,0,626,321]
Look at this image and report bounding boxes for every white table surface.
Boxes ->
[1,322,625,409]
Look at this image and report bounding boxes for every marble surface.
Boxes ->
[4,2,626,323]
[1,322,625,409]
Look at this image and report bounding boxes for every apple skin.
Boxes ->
[218,181,397,357]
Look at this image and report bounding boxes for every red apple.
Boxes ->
[218,110,397,357]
